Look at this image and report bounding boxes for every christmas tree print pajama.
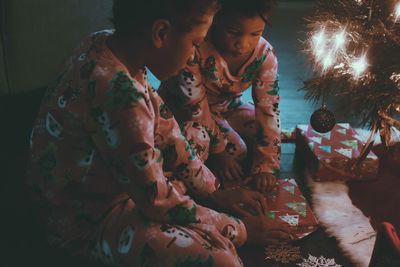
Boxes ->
[28,30,246,267]
[159,37,281,178]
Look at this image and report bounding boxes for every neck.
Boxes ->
[107,32,147,77]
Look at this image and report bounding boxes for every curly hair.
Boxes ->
[112,0,220,35]
[216,0,277,23]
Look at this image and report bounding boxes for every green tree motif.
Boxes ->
[168,204,199,224]
[201,56,218,81]
[272,168,281,178]
[203,126,220,147]
[160,103,173,119]
[267,78,280,96]
[106,71,143,109]
[227,97,243,110]
[184,140,196,161]
[241,54,266,83]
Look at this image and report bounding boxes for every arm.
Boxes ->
[87,71,209,224]
[251,48,281,178]
[162,59,227,155]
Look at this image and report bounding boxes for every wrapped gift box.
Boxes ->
[296,123,379,181]
[266,179,318,240]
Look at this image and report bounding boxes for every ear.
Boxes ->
[152,19,172,49]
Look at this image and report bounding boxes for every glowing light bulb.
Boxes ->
[351,54,369,78]
[322,52,334,71]
[312,28,327,61]
[333,29,347,51]
[395,2,400,22]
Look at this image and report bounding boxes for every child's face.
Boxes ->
[148,13,214,81]
[213,14,265,58]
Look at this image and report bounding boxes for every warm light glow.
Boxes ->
[333,29,347,51]
[395,2,400,22]
[312,28,327,61]
[350,54,369,78]
[390,72,400,88]
[322,53,334,71]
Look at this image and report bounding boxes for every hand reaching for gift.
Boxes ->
[208,151,243,182]
[210,186,268,217]
[242,173,277,195]
[242,215,292,245]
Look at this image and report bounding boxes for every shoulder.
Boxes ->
[257,37,275,54]
[256,37,277,68]
[190,38,221,66]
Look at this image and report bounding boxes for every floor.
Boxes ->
[0,1,361,266]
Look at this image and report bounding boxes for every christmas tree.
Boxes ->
[302,0,400,146]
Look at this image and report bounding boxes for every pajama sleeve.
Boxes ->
[163,60,227,155]
[87,71,215,225]
[251,48,281,177]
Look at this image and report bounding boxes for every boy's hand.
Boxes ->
[210,151,243,182]
[210,186,268,217]
[241,215,291,245]
[243,173,277,195]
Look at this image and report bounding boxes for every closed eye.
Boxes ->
[227,29,241,36]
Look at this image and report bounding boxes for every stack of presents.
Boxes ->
[273,123,400,264]
[295,123,379,182]
[270,123,383,240]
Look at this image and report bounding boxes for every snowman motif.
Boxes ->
[129,144,162,170]
[57,86,80,109]
[91,240,115,266]
[78,150,95,167]
[179,70,202,100]
[221,224,238,243]
[182,122,209,161]
[46,111,64,139]
[225,142,238,156]
[92,109,119,148]
[190,103,203,118]
[78,53,87,61]
[160,224,194,248]
[117,225,135,254]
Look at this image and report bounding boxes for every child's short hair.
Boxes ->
[216,0,277,23]
[112,0,220,35]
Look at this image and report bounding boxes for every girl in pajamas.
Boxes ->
[27,1,290,266]
[159,0,281,194]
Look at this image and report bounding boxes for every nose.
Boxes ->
[187,48,196,64]
[234,39,249,53]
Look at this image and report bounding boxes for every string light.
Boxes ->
[390,72,400,88]
[395,2,400,23]
[333,29,347,51]
[350,53,369,78]
[311,28,328,63]
[322,52,335,71]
